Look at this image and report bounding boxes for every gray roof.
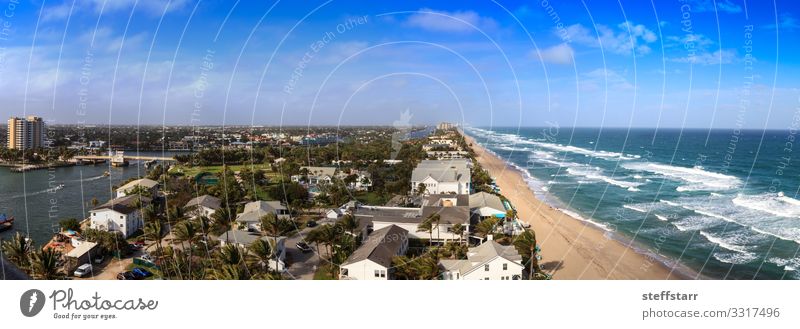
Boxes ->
[237,201,287,223]
[439,240,523,275]
[93,194,152,215]
[184,195,222,210]
[421,205,470,225]
[411,159,470,183]
[217,230,287,246]
[469,192,505,212]
[341,225,408,268]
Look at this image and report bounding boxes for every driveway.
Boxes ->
[285,227,320,280]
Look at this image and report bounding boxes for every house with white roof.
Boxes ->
[184,195,222,219]
[90,194,151,238]
[339,225,408,280]
[439,239,524,280]
[116,178,159,198]
[410,159,471,195]
[291,166,338,186]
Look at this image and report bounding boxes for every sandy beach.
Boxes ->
[463,133,686,279]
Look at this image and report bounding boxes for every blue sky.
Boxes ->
[0,0,797,128]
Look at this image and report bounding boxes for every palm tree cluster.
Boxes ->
[305,214,360,278]
[1,232,65,279]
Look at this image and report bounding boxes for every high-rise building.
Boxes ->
[7,116,46,150]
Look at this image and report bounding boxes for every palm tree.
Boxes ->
[475,217,500,241]
[173,221,200,278]
[336,214,360,249]
[209,264,248,280]
[417,213,440,246]
[211,207,234,236]
[1,232,33,270]
[451,223,465,245]
[307,224,337,259]
[513,229,540,279]
[29,247,64,279]
[143,220,164,257]
[247,239,274,273]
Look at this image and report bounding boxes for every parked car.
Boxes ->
[306,220,317,228]
[132,267,153,279]
[73,263,93,277]
[116,271,136,280]
[296,241,312,253]
[93,254,104,264]
[140,254,155,263]
[132,240,146,249]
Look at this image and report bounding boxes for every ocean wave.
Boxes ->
[712,251,758,265]
[700,231,750,253]
[565,166,643,190]
[732,193,800,218]
[559,208,613,232]
[671,216,719,232]
[623,204,648,213]
[655,214,670,221]
[621,162,742,191]
[768,257,800,273]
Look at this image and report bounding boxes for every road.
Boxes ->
[284,227,320,280]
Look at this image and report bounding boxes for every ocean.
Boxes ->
[465,126,800,280]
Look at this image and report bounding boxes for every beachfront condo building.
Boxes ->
[6,116,46,150]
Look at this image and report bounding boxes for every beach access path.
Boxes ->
[464,133,685,279]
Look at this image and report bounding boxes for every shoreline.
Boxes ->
[462,130,694,279]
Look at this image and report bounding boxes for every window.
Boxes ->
[120,216,123,219]
[374,270,380,277]
[380,270,386,278]
[503,263,508,270]
[485,264,489,271]
[484,277,490,280]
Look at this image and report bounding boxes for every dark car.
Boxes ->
[93,254,104,264]
[305,220,317,228]
[116,271,136,280]
[296,241,312,253]
[131,267,153,279]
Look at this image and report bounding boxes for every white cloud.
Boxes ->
[670,49,739,65]
[763,13,799,31]
[41,0,191,21]
[535,43,574,65]
[564,21,657,56]
[405,8,497,33]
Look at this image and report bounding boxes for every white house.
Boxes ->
[184,195,222,219]
[89,195,151,238]
[291,166,338,186]
[439,239,524,280]
[116,178,159,198]
[369,194,470,242]
[411,160,471,195]
[339,225,408,280]
[218,230,287,271]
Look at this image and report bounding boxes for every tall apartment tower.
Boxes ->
[7,116,46,150]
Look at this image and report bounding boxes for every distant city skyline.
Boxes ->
[0,1,798,129]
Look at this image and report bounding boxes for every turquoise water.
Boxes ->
[466,127,800,280]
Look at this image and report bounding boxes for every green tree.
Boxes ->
[58,218,81,232]
[29,247,64,279]
[1,232,33,270]
[513,229,540,279]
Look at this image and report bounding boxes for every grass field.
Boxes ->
[169,163,279,177]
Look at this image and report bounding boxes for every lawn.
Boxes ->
[353,191,387,205]
[170,163,280,177]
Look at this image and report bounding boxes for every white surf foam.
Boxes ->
[732,193,800,218]
[622,162,742,191]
